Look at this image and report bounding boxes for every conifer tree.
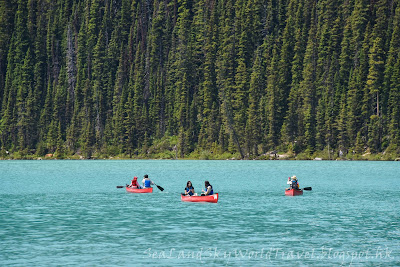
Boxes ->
[246,47,264,155]
[0,0,16,106]
[0,0,399,158]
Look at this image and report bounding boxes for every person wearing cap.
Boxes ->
[201,181,214,196]
[142,174,155,188]
[291,175,299,190]
[128,176,142,188]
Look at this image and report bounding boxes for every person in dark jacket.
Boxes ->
[290,176,299,190]
[202,181,214,196]
[184,181,195,196]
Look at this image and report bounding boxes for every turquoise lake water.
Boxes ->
[0,160,399,266]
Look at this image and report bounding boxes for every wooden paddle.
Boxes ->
[302,187,312,191]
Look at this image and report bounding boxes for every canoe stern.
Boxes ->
[285,189,303,196]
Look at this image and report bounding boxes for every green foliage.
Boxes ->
[0,0,399,160]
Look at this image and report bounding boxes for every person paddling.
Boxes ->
[184,181,195,196]
[128,176,142,188]
[290,175,300,190]
[142,174,155,188]
[202,181,214,196]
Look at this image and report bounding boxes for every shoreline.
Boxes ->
[1,154,399,161]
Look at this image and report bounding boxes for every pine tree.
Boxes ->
[92,29,107,148]
[173,0,194,157]
[359,23,373,150]
[133,43,146,148]
[216,0,244,158]
[198,14,218,148]
[388,53,400,149]
[16,48,34,150]
[112,46,129,153]
[299,5,317,153]
[246,47,264,155]
[1,0,399,158]
[366,37,385,151]
[276,0,296,135]
[0,0,16,108]
[265,46,280,150]
[385,6,400,150]
[148,0,168,138]
[1,0,29,150]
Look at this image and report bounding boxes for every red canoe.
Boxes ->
[181,193,219,203]
[126,186,153,193]
[285,189,303,196]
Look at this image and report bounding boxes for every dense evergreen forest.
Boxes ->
[0,0,400,159]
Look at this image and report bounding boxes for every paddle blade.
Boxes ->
[116,186,124,188]
[156,184,164,191]
[303,187,312,191]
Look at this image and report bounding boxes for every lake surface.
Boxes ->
[0,160,399,266]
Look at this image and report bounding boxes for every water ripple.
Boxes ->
[0,160,399,266]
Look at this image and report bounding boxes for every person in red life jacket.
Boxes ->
[142,174,154,188]
[201,181,214,196]
[128,176,142,188]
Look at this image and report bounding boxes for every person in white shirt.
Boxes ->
[286,177,292,190]
[142,174,155,188]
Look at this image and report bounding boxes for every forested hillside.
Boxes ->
[0,0,399,159]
